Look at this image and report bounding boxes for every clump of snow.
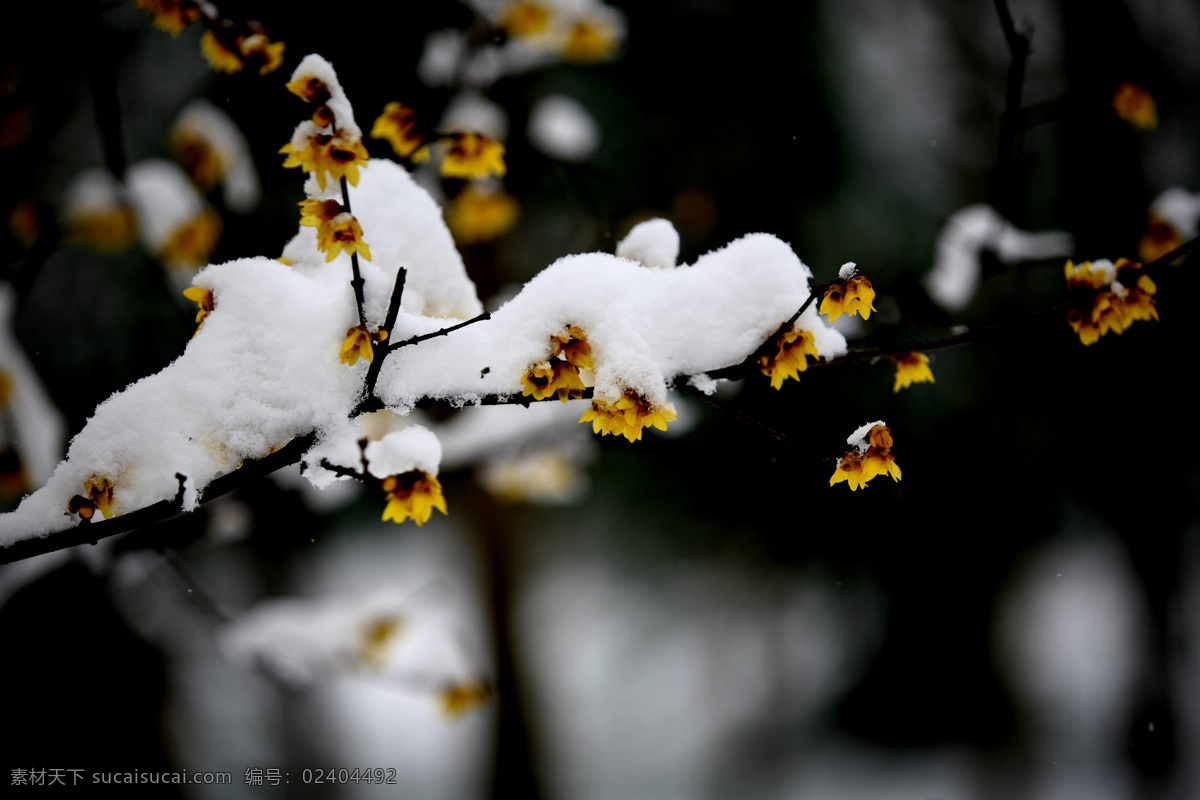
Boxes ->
[60,167,128,222]
[0,256,364,542]
[1148,187,1200,237]
[125,159,209,255]
[365,427,442,479]
[440,91,509,141]
[528,95,600,162]
[289,54,361,139]
[838,262,858,280]
[616,218,679,269]
[221,588,412,686]
[846,420,886,454]
[170,98,261,213]
[282,159,483,321]
[378,232,847,411]
[926,204,1073,312]
[0,284,65,488]
[687,373,718,395]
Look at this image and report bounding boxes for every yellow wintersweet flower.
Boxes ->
[298,198,343,250]
[891,351,935,393]
[1064,259,1111,291]
[552,325,593,369]
[200,30,244,74]
[439,681,493,720]
[200,28,285,76]
[340,325,375,365]
[820,275,876,322]
[829,452,868,491]
[1113,82,1158,131]
[580,390,676,443]
[159,208,222,270]
[371,102,425,159]
[86,476,115,520]
[758,328,818,390]
[440,132,507,180]
[285,76,331,105]
[521,361,586,402]
[134,0,201,37]
[322,213,371,262]
[280,131,370,190]
[64,205,139,253]
[501,1,553,37]
[182,286,214,330]
[381,470,448,526]
[169,129,223,193]
[446,185,519,243]
[1123,273,1159,325]
[831,424,900,490]
[1138,215,1184,264]
[1064,258,1158,345]
[563,17,620,62]
[358,615,404,672]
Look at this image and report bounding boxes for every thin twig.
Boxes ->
[341,175,368,329]
[990,0,1031,219]
[363,267,408,397]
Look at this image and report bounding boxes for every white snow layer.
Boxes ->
[616,218,679,269]
[926,204,1073,312]
[1149,187,1200,237]
[528,95,600,162]
[378,231,845,410]
[171,98,261,213]
[0,153,843,544]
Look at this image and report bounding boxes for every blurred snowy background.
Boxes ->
[3,0,1200,798]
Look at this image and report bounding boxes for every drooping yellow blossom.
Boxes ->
[446,185,519,243]
[758,328,818,390]
[439,681,493,720]
[1138,215,1184,264]
[522,361,586,402]
[280,131,370,190]
[501,1,553,37]
[200,30,244,73]
[201,28,285,76]
[1064,258,1158,346]
[285,76,331,105]
[1113,82,1158,131]
[820,275,876,322]
[860,424,901,483]
[85,476,115,520]
[563,17,620,62]
[891,351,935,393]
[321,213,372,263]
[340,325,375,365]
[371,102,425,158]
[381,470,448,526]
[579,390,676,443]
[134,0,201,37]
[65,205,139,253]
[358,615,404,671]
[298,198,343,250]
[829,452,868,491]
[159,208,222,270]
[182,286,214,330]
[440,132,507,180]
[552,325,593,369]
[168,129,223,193]
[1063,259,1112,291]
[830,424,900,490]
